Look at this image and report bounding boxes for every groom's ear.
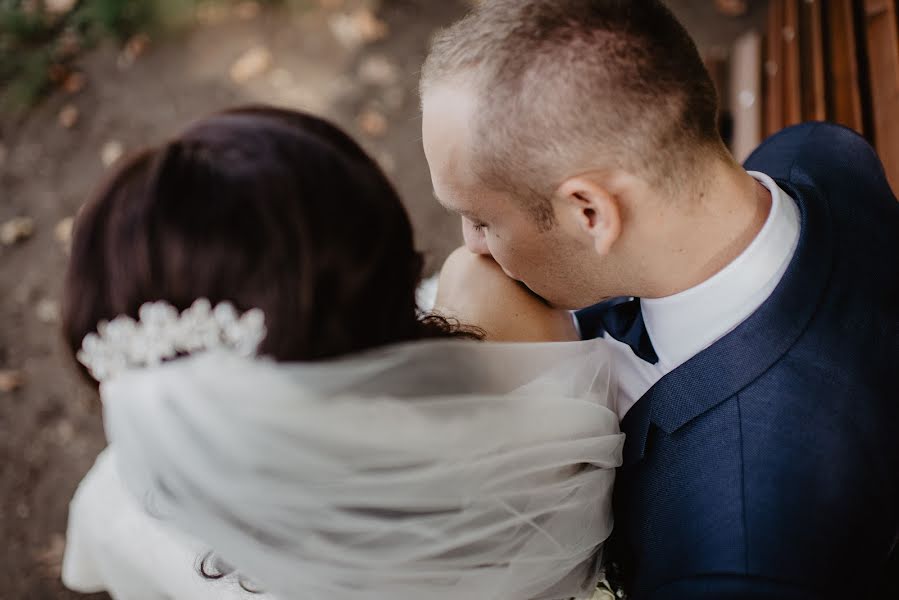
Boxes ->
[555,175,622,256]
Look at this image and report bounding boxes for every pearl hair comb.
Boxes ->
[77,299,266,382]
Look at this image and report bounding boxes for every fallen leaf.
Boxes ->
[328,9,389,50]
[55,217,74,251]
[48,63,69,84]
[34,534,65,579]
[234,1,260,20]
[126,33,151,58]
[230,46,272,83]
[358,55,399,86]
[62,71,86,94]
[0,370,24,393]
[36,299,61,324]
[100,140,124,167]
[358,109,388,137]
[118,33,150,69]
[714,0,748,17]
[352,9,389,41]
[0,217,35,246]
[58,104,79,128]
[44,0,76,15]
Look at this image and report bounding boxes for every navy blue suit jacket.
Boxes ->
[577,123,899,599]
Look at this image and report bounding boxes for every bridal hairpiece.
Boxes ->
[77,299,266,382]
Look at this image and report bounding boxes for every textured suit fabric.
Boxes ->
[580,123,899,599]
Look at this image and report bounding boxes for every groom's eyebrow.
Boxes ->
[432,189,479,220]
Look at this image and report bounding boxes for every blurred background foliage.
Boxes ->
[0,0,306,114]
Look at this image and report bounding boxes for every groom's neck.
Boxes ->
[639,161,772,299]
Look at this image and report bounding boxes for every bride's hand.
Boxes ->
[434,247,579,342]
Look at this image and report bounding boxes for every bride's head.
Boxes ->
[64,106,465,376]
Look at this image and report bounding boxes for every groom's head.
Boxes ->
[421,0,730,308]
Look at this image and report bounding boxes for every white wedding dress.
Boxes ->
[63,337,622,600]
[63,447,270,599]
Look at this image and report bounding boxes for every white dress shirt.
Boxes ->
[606,171,801,419]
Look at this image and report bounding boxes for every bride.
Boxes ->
[60,106,623,599]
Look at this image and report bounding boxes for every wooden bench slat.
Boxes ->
[765,0,786,136]
[825,0,865,133]
[800,0,827,121]
[730,30,763,162]
[863,0,899,193]
[783,0,803,127]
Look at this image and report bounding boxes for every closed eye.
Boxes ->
[465,217,488,232]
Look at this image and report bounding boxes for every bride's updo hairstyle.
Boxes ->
[64,106,464,376]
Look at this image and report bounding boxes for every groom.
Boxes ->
[420,1,899,598]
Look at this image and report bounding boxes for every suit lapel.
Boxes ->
[620,179,834,466]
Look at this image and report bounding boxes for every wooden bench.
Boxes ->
[743,0,899,192]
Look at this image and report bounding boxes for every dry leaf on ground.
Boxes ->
[101,140,124,167]
[0,370,24,393]
[63,71,86,94]
[328,9,389,50]
[58,104,79,128]
[1,217,35,246]
[715,0,748,17]
[358,55,399,86]
[126,33,151,60]
[44,0,76,15]
[230,46,272,83]
[36,299,61,324]
[55,217,74,251]
[358,109,388,137]
[118,33,151,69]
[34,534,66,579]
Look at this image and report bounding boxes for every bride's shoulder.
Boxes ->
[435,247,579,342]
[64,447,265,599]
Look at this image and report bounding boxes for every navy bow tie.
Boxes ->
[575,297,659,364]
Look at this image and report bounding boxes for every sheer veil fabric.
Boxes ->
[102,338,624,600]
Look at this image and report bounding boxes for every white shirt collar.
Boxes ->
[640,171,801,371]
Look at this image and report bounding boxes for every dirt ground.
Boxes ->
[0,1,764,597]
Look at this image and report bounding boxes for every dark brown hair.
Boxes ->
[421,0,727,223]
[63,106,470,378]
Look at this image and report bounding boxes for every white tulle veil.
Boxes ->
[101,337,623,600]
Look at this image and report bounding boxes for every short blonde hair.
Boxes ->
[422,0,725,226]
